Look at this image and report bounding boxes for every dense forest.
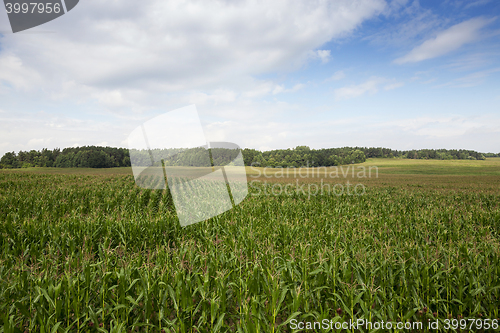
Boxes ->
[242,146,366,167]
[484,152,500,157]
[129,147,242,167]
[0,146,130,169]
[0,146,496,169]
[241,146,491,168]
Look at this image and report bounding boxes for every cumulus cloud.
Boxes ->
[310,50,332,63]
[207,113,500,152]
[394,17,496,64]
[3,0,498,155]
[0,110,119,155]
[0,0,388,145]
[0,0,385,94]
[0,54,43,90]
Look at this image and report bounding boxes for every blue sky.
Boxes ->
[0,0,499,156]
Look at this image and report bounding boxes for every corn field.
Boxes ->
[1,171,499,332]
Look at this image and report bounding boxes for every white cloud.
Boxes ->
[205,113,500,152]
[0,0,385,95]
[317,50,331,63]
[464,0,492,9]
[366,1,444,48]
[334,77,385,100]
[273,83,305,95]
[93,90,128,108]
[0,110,130,156]
[394,17,496,64]
[334,77,404,100]
[310,50,332,63]
[2,104,500,157]
[444,52,500,71]
[241,81,275,98]
[326,70,346,81]
[422,78,437,84]
[457,67,500,84]
[0,54,43,90]
[435,67,500,88]
[382,115,500,138]
[0,0,387,143]
[188,89,237,106]
[27,138,50,147]
[384,82,404,90]
[2,0,499,156]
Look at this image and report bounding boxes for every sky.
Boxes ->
[0,0,499,156]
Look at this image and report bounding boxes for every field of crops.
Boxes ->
[1,159,500,332]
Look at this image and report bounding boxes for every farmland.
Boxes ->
[1,158,499,332]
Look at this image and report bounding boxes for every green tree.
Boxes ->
[0,152,19,168]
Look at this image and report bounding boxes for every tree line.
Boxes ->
[484,152,500,157]
[0,146,495,169]
[243,146,495,167]
[356,147,492,160]
[130,147,244,167]
[242,146,366,167]
[0,146,130,169]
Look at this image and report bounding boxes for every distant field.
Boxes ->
[1,166,134,175]
[0,159,499,332]
[6,156,500,177]
[362,157,500,175]
[243,157,500,176]
[245,158,500,193]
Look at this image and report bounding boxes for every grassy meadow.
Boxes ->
[1,158,499,332]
